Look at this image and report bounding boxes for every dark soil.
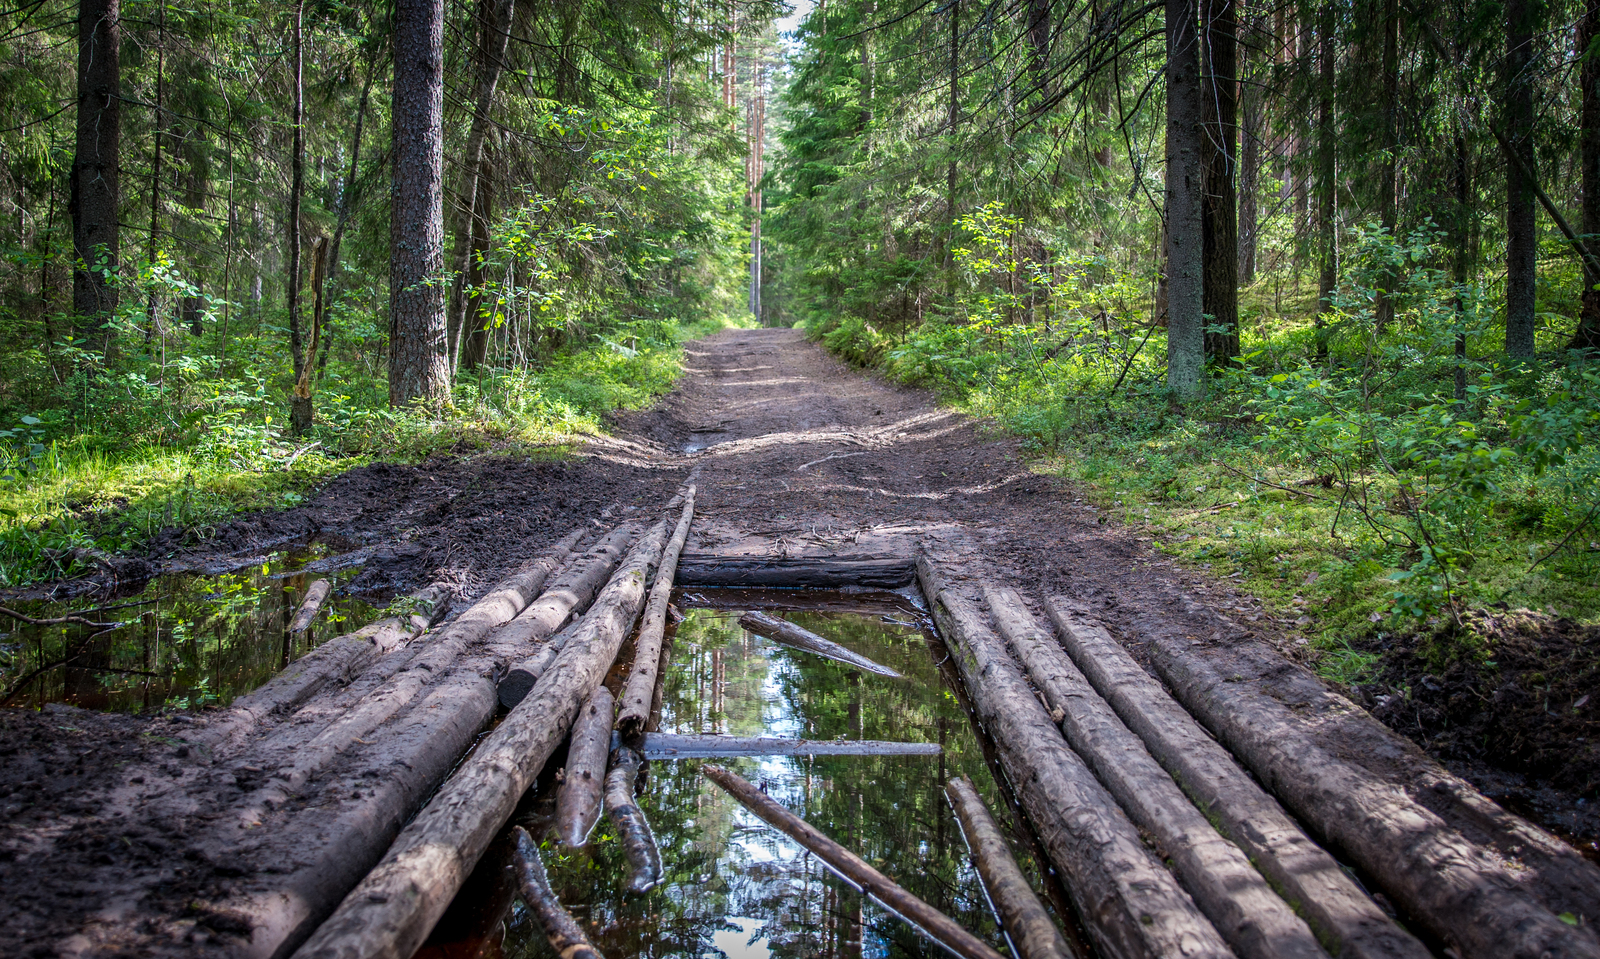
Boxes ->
[1355,609,1600,855]
[4,326,1598,956]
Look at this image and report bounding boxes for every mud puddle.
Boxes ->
[420,591,1059,959]
[0,547,379,712]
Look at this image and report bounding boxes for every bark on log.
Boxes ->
[291,516,672,959]
[604,746,663,892]
[616,485,697,736]
[639,733,941,758]
[511,826,605,959]
[703,764,1008,959]
[916,556,1234,959]
[1141,615,1600,959]
[945,775,1073,959]
[555,686,614,847]
[1043,597,1428,959]
[198,584,452,752]
[495,525,641,709]
[980,587,1324,959]
[675,553,915,588]
[289,579,333,633]
[738,611,904,679]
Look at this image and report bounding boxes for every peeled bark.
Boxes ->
[738,611,904,678]
[1043,597,1429,959]
[555,686,614,847]
[981,587,1322,959]
[1144,628,1600,959]
[604,746,663,892]
[511,826,605,959]
[292,518,671,959]
[640,734,942,758]
[916,557,1233,959]
[289,579,333,634]
[945,776,1073,959]
[617,484,697,737]
[675,553,914,588]
[704,764,1009,959]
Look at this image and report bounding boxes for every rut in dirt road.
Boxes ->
[4,327,1600,959]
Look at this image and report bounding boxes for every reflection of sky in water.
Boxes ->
[486,606,1028,959]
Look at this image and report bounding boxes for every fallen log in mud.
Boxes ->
[638,733,941,758]
[604,746,663,892]
[704,764,1008,959]
[1042,597,1429,959]
[197,583,453,752]
[555,687,614,847]
[945,775,1073,959]
[496,524,641,709]
[289,579,333,633]
[675,552,915,589]
[616,485,697,736]
[738,611,904,678]
[916,556,1234,959]
[512,826,605,959]
[1140,614,1600,959]
[292,515,673,959]
[980,587,1323,959]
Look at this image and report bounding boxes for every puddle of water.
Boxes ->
[422,595,1051,959]
[0,549,379,712]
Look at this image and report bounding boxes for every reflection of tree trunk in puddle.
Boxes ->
[712,647,724,733]
[141,610,155,711]
[845,671,863,959]
[63,628,109,709]
[280,579,294,668]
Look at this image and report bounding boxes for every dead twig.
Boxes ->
[0,606,123,629]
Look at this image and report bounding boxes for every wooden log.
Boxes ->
[197,584,452,752]
[616,485,697,736]
[289,579,334,633]
[496,525,641,709]
[1141,619,1600,959]
[945,775,1074,959]
[604,746,663,892]
[675,552,915,589]
[703,763,1008,959]
[638,733,941,758]
[511,825,605,959]
[291,515,673,959]
[980,587,1324,959]
[915,556,1234,959]
[555,686,614,847]
[738,611,904,679]
[1043,597,1429,959]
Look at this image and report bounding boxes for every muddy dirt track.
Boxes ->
[3,326,1598,958]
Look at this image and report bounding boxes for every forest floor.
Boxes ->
[3,326,1597,955]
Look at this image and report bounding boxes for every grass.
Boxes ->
[0,311,748,588]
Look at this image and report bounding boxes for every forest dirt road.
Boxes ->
[4,326,1599,958]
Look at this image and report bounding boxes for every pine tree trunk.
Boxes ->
[1573,0,1600,351]
[1201,0,1239,367]
[1165,0,1205,398]
[1315,5,1337,365]
[1375,0,1399,331]
[288,0,310,436]
[460,164,493,371]
[1238,13,1260,287]
[1504,0,1538,359]
[390,0,450,408]
[70,0,121,356]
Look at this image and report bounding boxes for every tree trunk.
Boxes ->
[1040,597,1430,959]
[945,775,1074,959]
[1455,135,1473,398]
[143,0,164,344]
[459,162,494,371]
[704,764,1010,959]
[738,611,904,678]
[638,734,942,757]
[1315,4,1337,365]
[1375,0,1399,331]
[1201,0,1239,366]
[288,579,333,634]
[617,485,697,737]
[287,0,310,435]
[554,686,613,847]
[983,588,1324,959]
[70,0,121,355]
[291,519,670,959]
[917,557,1233,959]
[1574,0,1600,351]
[604,747,663,892]
[1165,0,1205,398]
[511,827,605,959]
[390,0,450,407]
[1504,0,1538,359]
[447,0,516,373]
[1237,13,1260,287]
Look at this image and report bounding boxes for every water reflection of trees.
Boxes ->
[515,608,1022,959]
